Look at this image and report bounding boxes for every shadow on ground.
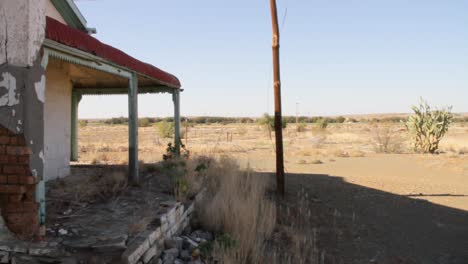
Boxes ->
[261,172,468,264]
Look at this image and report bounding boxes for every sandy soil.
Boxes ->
[75,121,468,263]
[77,122,468,211]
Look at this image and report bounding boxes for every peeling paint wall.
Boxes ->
[0,0,46,237]
[44,63,72,180]
[0,0,46,67]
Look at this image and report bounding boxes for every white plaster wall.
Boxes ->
[46,0,67,24]
[0,0,46,67]
[44,64,72,181]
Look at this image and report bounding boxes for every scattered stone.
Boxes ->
[62,237,98,249]
[174,258,184,264]
[179,250,191,261]
[28,246,61,257]
[58,229,68,236]
[142,245,159,264]
[181,236,198,251]
[92,235,128,252]
[164,248,179,258]
[164,237,183,251]
[191,230,213,241]
[163,248,179,263]
[63,209,73,215]
[0,252,9,264]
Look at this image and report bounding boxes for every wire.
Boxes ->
[280,0,289,32]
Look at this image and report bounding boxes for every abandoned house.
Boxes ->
[0,0,182,238]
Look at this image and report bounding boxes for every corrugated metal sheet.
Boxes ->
[45,17,181,88]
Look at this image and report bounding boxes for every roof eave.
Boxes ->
[43,39,181,90]
[50,0,90,33]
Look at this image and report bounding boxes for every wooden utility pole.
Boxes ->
[269,0,285,196]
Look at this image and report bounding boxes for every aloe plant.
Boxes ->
[405,99,453,154]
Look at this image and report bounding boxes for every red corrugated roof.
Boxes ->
[45,17,181,88]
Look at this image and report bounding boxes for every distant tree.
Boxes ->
[157,122,174,138]
[316,118,328,129]
[258,113,287,139]
[138,118,151,127]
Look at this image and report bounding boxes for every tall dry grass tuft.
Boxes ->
[197,156,276,263]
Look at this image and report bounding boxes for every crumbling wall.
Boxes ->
[0,125,38,236]
[0,0,47,237]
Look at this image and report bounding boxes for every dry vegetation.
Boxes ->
[73,117,468,262]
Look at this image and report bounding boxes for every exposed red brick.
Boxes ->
[9,136,18,145]
[8,194,23,203]
[0,185,26,194]
[0,125,38,239]
[17,137,26,146]
[3,165,27,175]
[0,175,7,184]
[6,146,32,156]
[6,212,39,237]
[25,186,35,200]
[8,156,17,164]
[3,201,38,213]
[0,136,9,145]
[17,155,29,165]
[7,175,19,184]
[0,155,8,164]
[19,176,36,185]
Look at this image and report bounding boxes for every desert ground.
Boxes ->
[77,120,468,211]
[74,119,468,263]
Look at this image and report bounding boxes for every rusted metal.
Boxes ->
[269,0,285,196]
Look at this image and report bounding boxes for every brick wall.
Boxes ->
[0,125,39,238]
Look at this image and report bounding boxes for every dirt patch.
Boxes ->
[274,172,468,264]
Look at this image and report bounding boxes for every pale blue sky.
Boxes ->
[75,0,468,118]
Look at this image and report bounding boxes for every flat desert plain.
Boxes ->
[77,121,468,211]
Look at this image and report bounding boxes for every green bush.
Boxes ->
[335,116,346,123]
[316,118,328,129]
[78,120,88,127]
[138,118,151,127]
[405,99,453,154]
[157,121,174,138]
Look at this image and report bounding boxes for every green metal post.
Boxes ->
[173,90,181,155]
[70,91,82,161]
[128,72,139,184]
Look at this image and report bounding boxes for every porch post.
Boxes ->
[70,91,82,161]
[128,72,139,184]
[173,89,181,155]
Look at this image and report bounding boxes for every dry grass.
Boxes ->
[196,156,276,263]
[371,124,405,153]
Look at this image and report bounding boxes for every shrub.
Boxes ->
[335,116,346,123]
[104,116,128,125]
[157,121,174,138]
[138,118,151,127]
[405,99,453,154]
[296,122,307,132]
[258,113,287,139]
[315,118,328,129]
[78,120,88,127]
[371,125,404,153]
